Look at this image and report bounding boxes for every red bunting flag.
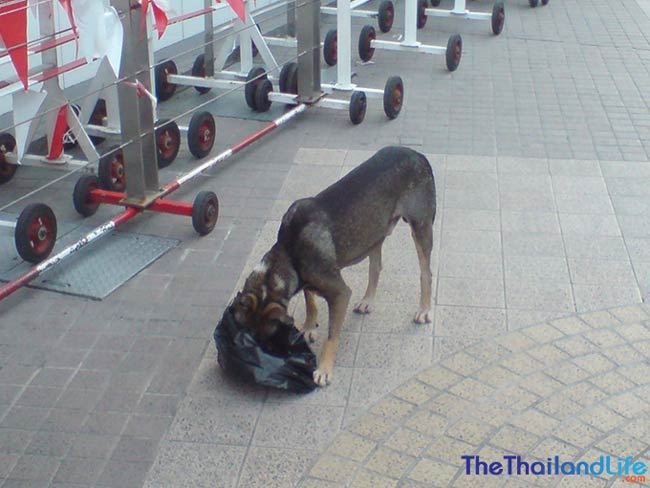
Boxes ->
[58,0,79,57]
[0,0,28,90]
[215,0,246,23]
[140,0,169,40]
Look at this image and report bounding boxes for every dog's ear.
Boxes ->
[233,292,259,323]
[262,302,294,326]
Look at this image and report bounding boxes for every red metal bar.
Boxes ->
[148,199,193,216]
[231,124,278,154]
[90,189,126,206]
[32,58,87,83]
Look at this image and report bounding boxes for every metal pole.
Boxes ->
[204,0,215,77]
[296,0,321,101]
[0,104,307,303]
[335,0,354,89]
[404,0,419,46]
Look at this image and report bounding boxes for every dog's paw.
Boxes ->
[303,329,318,344]
[353,300,373,314]
[413,310,432,324]
[313,367,333,387]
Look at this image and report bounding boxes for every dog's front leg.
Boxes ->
[302,289,319,343]
[314,284,351,386]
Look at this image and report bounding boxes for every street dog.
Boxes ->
[232,146,436,386]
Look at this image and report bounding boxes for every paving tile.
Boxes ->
[437,277,504,308]
[558,214,621,237]
[505,280,574,312]
[501,211,560,234]
[503,232,565,257]
[167,395,260,445]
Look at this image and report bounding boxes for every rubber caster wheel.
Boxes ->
[245,67,267,110]
[358,25,376,62]
[529,0,538,6]
[417,0,428,29]
[349,91,367,125]
[98,146,126,192]
[254,79,273,113]
[324,29,338,66]
[88,98,107,145]
[155,60,178,101]
[445,34,462,72]
[191,54,212,94]
[383,76,404,120]
[15,203,57,263]
[73,174,101,217]
[431,0,441,5]
[187,111,216,159]
[0,132,17,185]
[492,1,505,35]
[542,0,549,5]
[192,191,219,235]
[62,104,81,150]
[377,0,394,33]
[279,62,298,94]
[155,119,181,168]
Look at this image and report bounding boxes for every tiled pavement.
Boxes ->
[3,0,650,486]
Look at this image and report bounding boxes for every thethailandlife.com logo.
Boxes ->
[462,455,646,483]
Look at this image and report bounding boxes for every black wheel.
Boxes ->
[383,76,404,120]
[445,34,462,72]
[191,54,211,94]
[62,104,81,150]
[279,62,298,94]
[431,0,441,5]
[0,132,17,185]
[88,98,107,145]
[155,119,181,169]
[98,146,126,192]
[541,0,549,5]
[349,91,367,125]
[15,203,57,263]
[377,0,394,33]
[192,191,219,235]
[529,0,538,6]
[155,60,178,101]
[358,25,376,62]
[324,29,338,66]
[254,79,273,113]
[245,67,267,110]
[491,2,505,35]
[187,111,216,159]
[73,174,100,217]
[417,0,428,29]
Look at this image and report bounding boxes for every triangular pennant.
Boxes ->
[58,0,79,57]
[216,0,245,23]
[0,0,28,90]
[140,0,169,40]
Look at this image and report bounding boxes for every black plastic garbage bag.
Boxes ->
[214,305,318,393]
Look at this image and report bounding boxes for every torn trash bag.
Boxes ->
[214,305,317,393]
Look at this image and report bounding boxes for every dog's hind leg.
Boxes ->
[354,242,383,314]
[410,221,434,324]
[302,289,319,343]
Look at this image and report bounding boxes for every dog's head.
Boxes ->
[232,248,298,341]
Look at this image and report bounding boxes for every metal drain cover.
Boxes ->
[0,222,178,300]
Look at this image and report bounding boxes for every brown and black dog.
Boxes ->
[232,146,436,386]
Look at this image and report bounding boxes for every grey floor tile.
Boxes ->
[563,235,629,260]
[500,191,557,212]
[558,214,621,237]
[96,459,152,488]
[501,211,561,234]
[8,455,60,482]
[568,258,637,286]
[573,285,642,312]
[504,255,570,283]
[440,230,502,256]
[503,232,565,258]
[52,456,104,485]
[551,175,608,195]
[144,441,245,488]
[549,159,601,177]
[238,447,317,488]
[505,280,575,312]
[354,333,432,370]
[442,209,501,232]
[167,395,261,445]
[437,277,505,308]
[435,306,507,337]
[555,192,615,214]
[253,403,344,450]
[438,252,503,280]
